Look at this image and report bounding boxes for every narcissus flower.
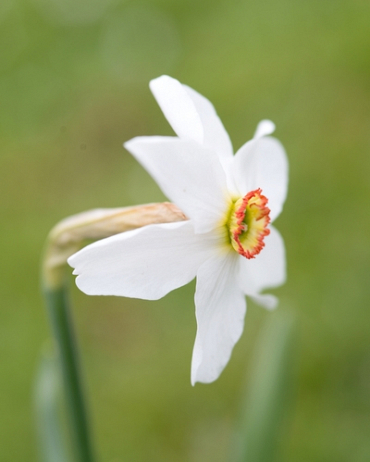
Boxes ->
[68,76,288,385]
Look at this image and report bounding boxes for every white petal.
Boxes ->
[183,84,233,158]
[253,119,275,139]
[124,136,230,233]
[237,225,286,295]
[150,75,203,144]
[191,253,246,385]
[232,136,288,222]
[68,221,218,300]
[250,294,278,310]
[150,75,233,158]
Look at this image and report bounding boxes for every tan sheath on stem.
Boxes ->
[42,203,187,289]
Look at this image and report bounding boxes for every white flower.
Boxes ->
[68,75,288,385]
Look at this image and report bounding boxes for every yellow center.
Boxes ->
[226,188,270,259]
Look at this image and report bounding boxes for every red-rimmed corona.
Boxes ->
[228,188,271,259]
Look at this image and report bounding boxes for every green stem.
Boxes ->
[44,282,95,462]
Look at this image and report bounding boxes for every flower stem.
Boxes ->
[43,282,95,462]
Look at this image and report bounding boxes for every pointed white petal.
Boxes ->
[237,226,286,296]
[191,253,246,385]
[232,136,288,222]
[150,75,203,144]
[250,293,278,310]
[68,221,218,300]
[253,119,275,139]
[150,75,233,158]
[183,84,233,158]
[124,136,230,233]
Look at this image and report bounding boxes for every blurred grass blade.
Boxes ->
[35,351,70,462]
[233,312,297,462]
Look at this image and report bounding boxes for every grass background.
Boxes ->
[1,0,370,460]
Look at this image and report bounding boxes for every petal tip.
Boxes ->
[252,293,279,310]
[149,75,180,97]
[123,137,136,151]
[67,255,76,269]
[149,74,173,87]
[254,119,276,139]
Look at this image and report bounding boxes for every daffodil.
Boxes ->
[68,75,288,385]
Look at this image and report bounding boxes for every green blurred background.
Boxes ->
[1,0,370,460]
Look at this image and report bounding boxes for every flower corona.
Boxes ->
[227,188,271,259]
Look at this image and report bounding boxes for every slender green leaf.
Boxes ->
[35,351,70,462]
[233,311,297,462]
